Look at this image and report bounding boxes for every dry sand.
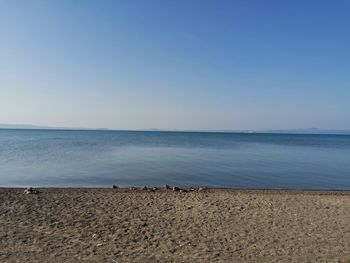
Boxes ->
[1,188,350,263]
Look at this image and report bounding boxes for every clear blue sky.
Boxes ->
[1,0,349,130]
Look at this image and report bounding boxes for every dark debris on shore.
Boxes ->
[111,184,208,192]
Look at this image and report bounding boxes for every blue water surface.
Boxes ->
[0,129,349,189]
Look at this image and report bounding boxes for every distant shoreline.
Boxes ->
[1,127,350,136]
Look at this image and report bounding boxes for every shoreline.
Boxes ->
[2,127,350,136]
[1,188,350,262]
[2,187,350,194]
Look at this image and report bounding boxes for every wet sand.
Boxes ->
[1,188,350,262]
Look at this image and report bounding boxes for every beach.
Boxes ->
[1,188,350,263]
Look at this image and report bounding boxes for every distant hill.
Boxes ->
[182,128,350,135]
[0,124,57,129]
[259,128,350,135]
[0,123,109,131]
[0,124,349,135]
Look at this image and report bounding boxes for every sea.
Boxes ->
[0,129,350,190]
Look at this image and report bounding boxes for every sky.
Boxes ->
[0,0,349,130]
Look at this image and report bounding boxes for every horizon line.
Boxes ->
[1,124,350,135]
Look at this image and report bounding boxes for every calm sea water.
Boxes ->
[0,129,350,189]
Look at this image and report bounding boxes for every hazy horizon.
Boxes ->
[1,1,349,130]
[1,122,350,135]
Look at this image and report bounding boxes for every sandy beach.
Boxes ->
[1,188,349,263]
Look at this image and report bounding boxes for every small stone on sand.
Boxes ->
[24,187,39,194]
